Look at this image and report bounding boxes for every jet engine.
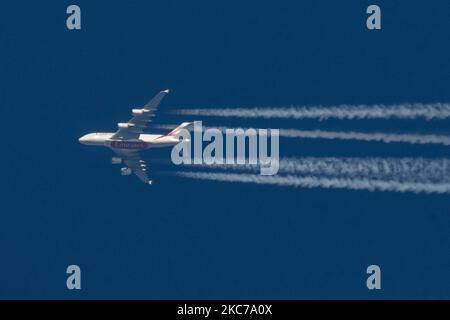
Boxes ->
[132,109,145,116]
[121,167,132,176]
[111,157,122,164]
[117,122,135,129]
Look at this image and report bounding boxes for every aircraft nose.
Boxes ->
[79,135,87,144]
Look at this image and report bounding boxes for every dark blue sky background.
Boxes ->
[1,1,450,299]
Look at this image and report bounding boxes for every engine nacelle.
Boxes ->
[132,109,144,116]
[117,122,134,129]
[121,167,132,176]
[117,122,135,129]
[111,157,122,164]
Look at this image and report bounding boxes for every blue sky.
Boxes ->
[0,1,450,299]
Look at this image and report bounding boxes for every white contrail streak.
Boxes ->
[154,124,450,146]
[280,129,450,146]
[278,157,450,182]
[173,103,450,120]
[151,124,180,131]
[187,157,450,183]
[176,171,450,194]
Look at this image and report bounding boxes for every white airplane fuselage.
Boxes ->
[78,132,180,150]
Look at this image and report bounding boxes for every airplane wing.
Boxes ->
[111,89,170,140]
[114,150,151,184]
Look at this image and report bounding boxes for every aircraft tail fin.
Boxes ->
[163,122,194,137]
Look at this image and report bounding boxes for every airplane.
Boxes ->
[79,89,192,185]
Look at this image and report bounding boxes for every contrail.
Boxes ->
[173,103,450,120]
[176,171,450,194]
[280,129,450,146]
[153,124,450,146]
[186,157,450,183]
[278,157,450,182]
